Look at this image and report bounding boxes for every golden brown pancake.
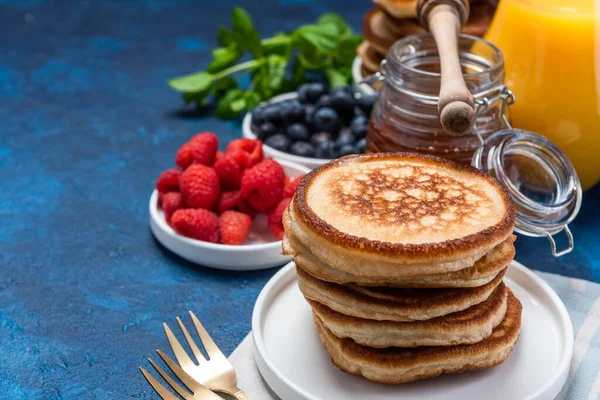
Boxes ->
[314,288,522,384]
[289,153,516,278]
[310,281,507,348]
[356,41,385,74]
[362,8,401,55]
[297,266,506,322]
[283,227,515,288]
[380,12,425,37]
[373,0,417,20]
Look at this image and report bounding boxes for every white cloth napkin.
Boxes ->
[228,271,600,400]
[229,333,279,399]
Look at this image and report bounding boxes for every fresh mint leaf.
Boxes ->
[261,34,292,57]
[266,55,288,91]
[168,72,213,92]
[207,44,242,73]
[231,7,262,57]
[217,26,236,47]
[244,91,261,109]
[326,67,350,87]
[215,88,244,119]
[214,76,237,93]
[295,26,338,53]
[338,35,363,63]
[317,13,352,37]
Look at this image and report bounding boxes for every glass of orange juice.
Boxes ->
[485,0,600,190]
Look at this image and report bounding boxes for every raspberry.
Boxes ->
[240,159,285,212]
[214,156,242,189]
[171,209,219,242]
[157,192,164,207]
[214,151,224,164]
[179,164,221,210]
[238,197,260,218]
[175,133,218,168]
[283,174,305,198]
[227,149,252,169]
[175,143,193,169]
[162,192,185,224]
[156,168,181,193]
[217,190,241,214]
[219,211,252,245]
[226,138,263,166]
[268,197,291,240]
[189,132,218,166]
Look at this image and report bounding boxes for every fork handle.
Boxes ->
[232,389,252,400]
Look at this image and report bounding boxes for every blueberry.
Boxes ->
[350,115,368,139]
[338,144,357,157]
[256,122,278,140]
[289,141,315,157]
[355,137,367,153]
[298,83,327,104]
[330,90,355,113]
[357,94,377,114]
[297,84,311,104]
[304,105,316,127]
[263,105,281,124]
[264,134,291,152]
[311,132,333,146]
[252,105,267,126]
[315,140,336,159]
[335,130,356,149]
[353,106,366,117]
[280,101,305,124]
[315,94,332,110]
[314,107,340,133]
[286,123,310,142]
[331,87,353,97]
[307,83,327,103]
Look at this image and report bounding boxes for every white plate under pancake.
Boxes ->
[252,261,573,400]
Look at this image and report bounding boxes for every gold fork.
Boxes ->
[140,350,224,399]
[163,311,251,400]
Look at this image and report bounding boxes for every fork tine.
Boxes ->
[188,311,222,359]
[148,358,192,400]
[139,366,181,400]
[176,316,207,365]
[157,349,209,395]
[163,322,197,369]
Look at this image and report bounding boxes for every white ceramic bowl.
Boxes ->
[242,92,331,170]
[149,159,311,271]
[352,56,377,97]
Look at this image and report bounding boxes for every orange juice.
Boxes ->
[485,0,600,189]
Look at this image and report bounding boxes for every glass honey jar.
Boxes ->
[366,33,506,164]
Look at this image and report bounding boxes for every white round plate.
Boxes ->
[149,159,310,271]
[242,92,331,170]
[252,261,573,400]
[352,56,377,97]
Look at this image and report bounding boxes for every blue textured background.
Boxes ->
[0,0,599,398]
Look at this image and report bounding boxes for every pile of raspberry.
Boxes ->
[155,133,304,245]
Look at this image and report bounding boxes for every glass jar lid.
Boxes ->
[472,128,582,257]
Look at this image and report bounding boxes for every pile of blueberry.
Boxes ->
[250,83,377,159]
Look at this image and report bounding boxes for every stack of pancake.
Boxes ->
[358,0,499,77]
[283,153,522,384]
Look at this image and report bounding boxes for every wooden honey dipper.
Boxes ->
[416,0,475,135]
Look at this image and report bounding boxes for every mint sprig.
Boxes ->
[168,7,362,119]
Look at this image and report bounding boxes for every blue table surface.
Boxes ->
[1,0,599,398]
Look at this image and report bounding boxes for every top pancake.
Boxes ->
[292,153,515,267]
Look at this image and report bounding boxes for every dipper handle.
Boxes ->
[416,0,475,135]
